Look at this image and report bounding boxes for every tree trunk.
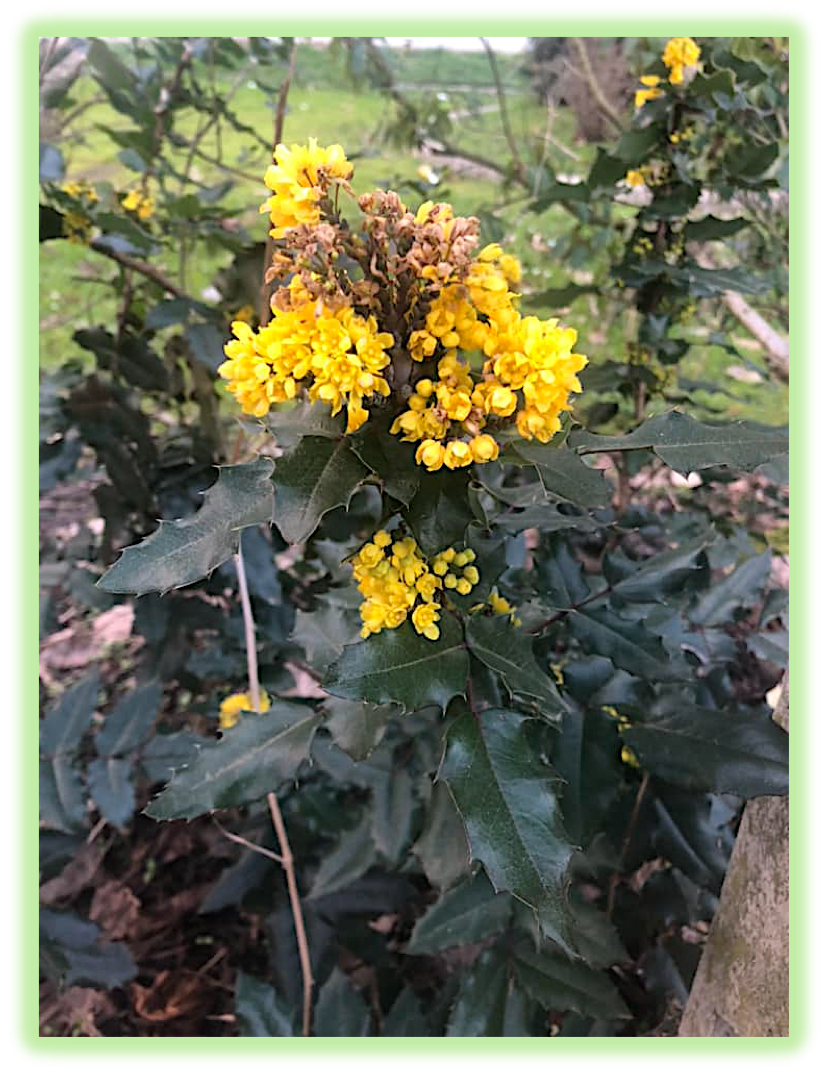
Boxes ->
[678,678,789,1036]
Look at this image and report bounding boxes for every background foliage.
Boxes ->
[39,35,788,1037]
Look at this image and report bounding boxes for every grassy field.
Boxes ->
[40,41,788,427]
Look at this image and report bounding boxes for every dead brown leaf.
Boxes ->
[89,879,142,940]
[39,841,106,905]
[132,970,207,1022]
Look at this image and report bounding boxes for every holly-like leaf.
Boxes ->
[292,603,360,675]
[309,812,377,900]
[570,410,787,476]
[313,968,371,1037]
[323,616,468,712]
[406,872,512,955]
[39,757,88,834]
[96,680,163,756]
[87,757,136,828]
[605,535,711,606]
[404,469,475,556]
[372,768,416,867]
[466,615,565,720]
[40,671,101,756]
[513,943,630,1019]
[622,705,788,797]
[145,703,321,819]
[689,551,772,626]
[510,442,612,507]
[551,705,622,848]
[351,416,421,506]
[265,400,345,450]
[412,780,472,890]
[98,460,275,594]
[271,436,369,544]
[568,606,688,683]
[445,945,533,1036]
[440,706,577,955]
[322,697,396,761]
[234,972,294,1037]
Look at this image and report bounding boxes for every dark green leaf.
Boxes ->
[323,697,395,761]
[650,787,736,893]
[40,671,101,756]
[623,705,788,797]
[510,443,612,507]
[313,968,371,1036]
[683,216,749,242]
[39,142,65,182]
[351,418,421,506]
[383,988,430,1036]
[568,606,687,682]
[571,410,788,476]
[324,616,468,712]
[372,768,416,867]
[440,706,577,954]
[140,730,205,783]
[690,551,772,626]
[412,780,471,890]
[466,615,565,719]
[146,703,321,819]
[606,535,711,605]
[404,469,475,556]
[39,757,87,834]
[234,972,294,1036]
[514,944,630,1019]
[588,150,626,189]
[309,812,377,899]
[552,706,622,848]
[406,872,512,955]
[186,322,226,371]
[446,946,509,1037]
[272,436,369,544]
[87,757,136,828]
[265,400,344,449]
[40,909,137,989]
[292,603,360,675]
[96,680,162,756]
[99,459,274,594]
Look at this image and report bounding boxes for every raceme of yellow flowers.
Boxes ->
[634,36,701,108]
[218,139,588,469]
[351,530,481,641]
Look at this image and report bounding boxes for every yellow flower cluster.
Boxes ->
[62,211,93,245]
[219,278,394,432]
[219,690,271,730]
[663,36,701,85]
[394,244,586,466]
[352,531,479,641]
[62,180,98,204]
[634,74,664,109]
[121,189,155,220]
[261,138,353,238]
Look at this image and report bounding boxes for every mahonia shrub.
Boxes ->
[40,36,788,1037]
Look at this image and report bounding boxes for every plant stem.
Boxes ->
[481,38,525,183]
[234,543,314,1036]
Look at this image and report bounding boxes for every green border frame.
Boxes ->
[9,4,818,1067]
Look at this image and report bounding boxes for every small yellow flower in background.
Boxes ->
[121,189,155,220]
[62,180,98,203]
[662,36,701,85]
[621,745,641,769]
[472,587,521,626]
[62,210,93,246]
[634,74,664,109]
[219,690,271,730]
[625,170,647,188]
[417,163,440,186]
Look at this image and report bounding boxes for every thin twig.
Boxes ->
[606,771,651,919]
[89,238,190,299]
[259,38,298,325]
[480,38,525,183]
[212,817,284,866]
[568,38,625,135]
[234,544,314,1036]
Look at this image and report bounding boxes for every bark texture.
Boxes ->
[678,679,789,1037]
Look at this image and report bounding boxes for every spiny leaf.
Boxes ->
[313,968,371,1037]
[39,757,87,834]
[98,460,274,595]
[510,442,612,507]
[87,757,136,828]
[96,680,163,756]
[440,706,578,955]
[234,972,294,1037]
[323,616,468,712]
[322,697,396,761]
[622,705,788,797]
[570,410,788,476]
[412,780,472,890]
[446,946,509,1037]
[514,943,630,1019]
[406,872,512,955]
[292,602,360,675]
[271,436,369,544]
[568,606,688,683]
[466,615,565,720]
[145,703,321,819]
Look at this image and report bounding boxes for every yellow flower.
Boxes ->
[443,441,473,469]
[662,37,701,85]
[261,138,353,238]
[469,434,499,463]
[634,74,665,108]
[121,189,154,220]
[412,603,441,641]
[219,690,270,729]
[416,439,446,471]
[625,170,647,188]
